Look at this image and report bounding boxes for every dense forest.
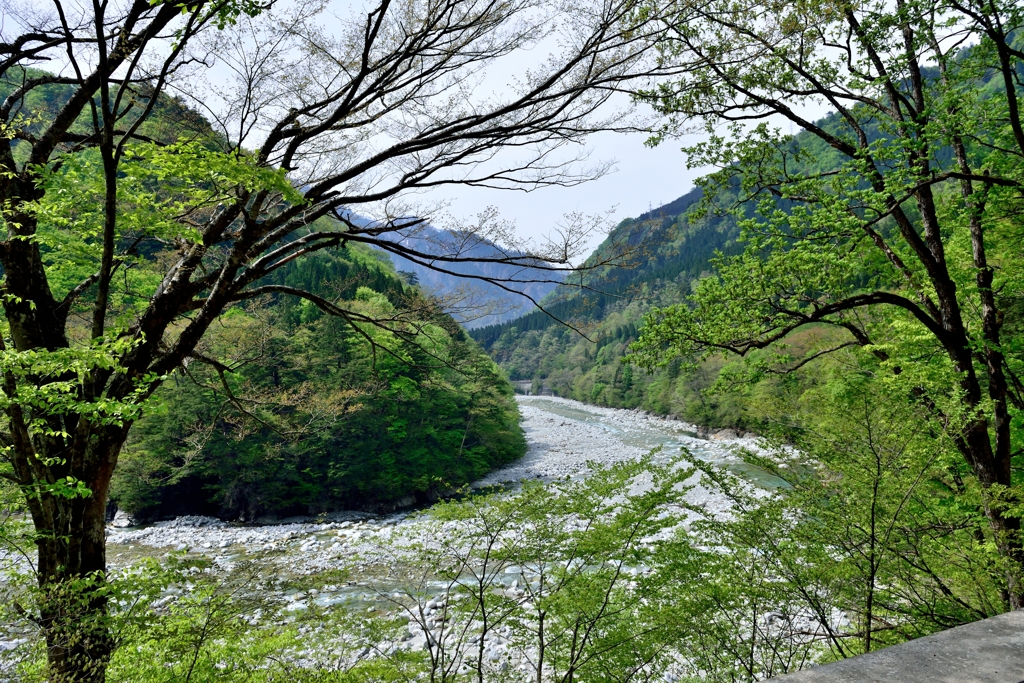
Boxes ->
[112,243,525,521]
[469,182,753,427]
[0,69,525,523]
[472,54,1024,432]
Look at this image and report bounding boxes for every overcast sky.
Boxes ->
[35,0,802,262]
[317,0,710,261]
[189,0,818,263]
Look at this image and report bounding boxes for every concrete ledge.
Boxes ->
[771,610,1024,683]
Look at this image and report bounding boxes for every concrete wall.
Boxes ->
[771,610,1024,683]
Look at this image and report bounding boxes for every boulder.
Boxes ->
[110,509,136,528]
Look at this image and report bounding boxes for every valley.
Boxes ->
[1,397,772,679]
[2,1,1024,680]
[102,395,760,588]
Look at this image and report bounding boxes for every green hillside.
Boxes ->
[113,241,525,520]
[470,58,1020,429]
[0,67,218,164]
[1,68,525,520]
[469,180,755,427]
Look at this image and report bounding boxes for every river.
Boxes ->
[2,396,782,673]
[104,396,778,587]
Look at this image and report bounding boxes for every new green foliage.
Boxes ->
[3,76,526,520]
[630,0,1024,605]
[112,245,525,519]
[470,182,753,427]
[672,354,1007,671]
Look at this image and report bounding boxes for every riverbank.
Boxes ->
[1,395,780,677]
[105,396,766,568]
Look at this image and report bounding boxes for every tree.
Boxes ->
[371,456,690,683]
[664,356,1007,681]
[629,0,1024,606]
[0,0,678,679]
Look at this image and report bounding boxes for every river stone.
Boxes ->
[110,509,136,528]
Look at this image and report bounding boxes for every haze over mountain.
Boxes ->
[336,211,564,328]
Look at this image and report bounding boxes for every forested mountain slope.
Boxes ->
[112,242,525,521]
[470,53,1023,428]
[469,181,753,427]
[1,68,526,521]
[366,219,562,328]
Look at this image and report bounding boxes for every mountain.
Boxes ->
[468,183,730,346]
[112,242,527,521]
[0,69,527,520]
[384,225,563,328]
[468,52,1024,426]
[336,212,563,328]
[466,181,753,426]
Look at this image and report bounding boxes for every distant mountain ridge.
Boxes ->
[468,181,741,350]
[468,99,927,352]
[462,174,758,428]
[337,212,563,328]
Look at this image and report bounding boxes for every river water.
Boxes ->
[491,396,785,488]
[1,396,783,669]
[104,396,779,582]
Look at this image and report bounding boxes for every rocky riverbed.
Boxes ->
[2,397,780,677]
[104,396,769,575]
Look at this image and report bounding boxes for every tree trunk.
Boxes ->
[29,429,127,682]
[962,420,1024,609]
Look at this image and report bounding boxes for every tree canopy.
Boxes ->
[0,0,683,678]
[629,0,1024,605]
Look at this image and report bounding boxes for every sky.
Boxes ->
[316,0,711,262]
[32,0,704,264]
[430,127,708,260]
[28,0,823,265]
